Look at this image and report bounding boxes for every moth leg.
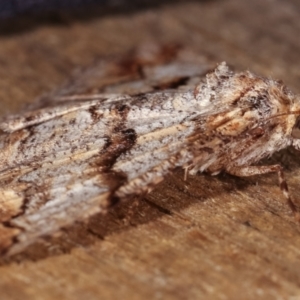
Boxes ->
[184,166,190,181]
[226,165,299,220]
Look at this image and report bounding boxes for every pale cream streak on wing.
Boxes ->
[136,123,190,144]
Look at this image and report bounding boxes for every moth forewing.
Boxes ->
[0,61,300,256]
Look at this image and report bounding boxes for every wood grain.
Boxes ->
[1,0,300,299]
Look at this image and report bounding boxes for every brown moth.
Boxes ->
[0,48,299,256]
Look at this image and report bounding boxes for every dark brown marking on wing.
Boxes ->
[102,135,112,152]
[88,105,102,123]
[25,115,35,122]
[121,128,136,143]
[114,104,130,118]
[90,101,137,207]
[96,129,137,171]
[200,147,214,154]
[230,84,255,106]
[93,127,137,208]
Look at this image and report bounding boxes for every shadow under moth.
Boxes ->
[0,46,300,256]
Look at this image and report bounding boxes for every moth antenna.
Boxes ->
[266,110,300,120]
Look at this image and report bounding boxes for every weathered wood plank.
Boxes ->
[0,0,300,299]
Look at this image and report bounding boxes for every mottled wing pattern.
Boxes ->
[0,94,200,255]
[0,47,213,255]
[2,45,293,256]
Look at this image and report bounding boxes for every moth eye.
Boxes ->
[291,117,300,139]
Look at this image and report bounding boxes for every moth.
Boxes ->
[0,47,300,256]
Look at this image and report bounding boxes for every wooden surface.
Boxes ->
[1,0,300,299]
